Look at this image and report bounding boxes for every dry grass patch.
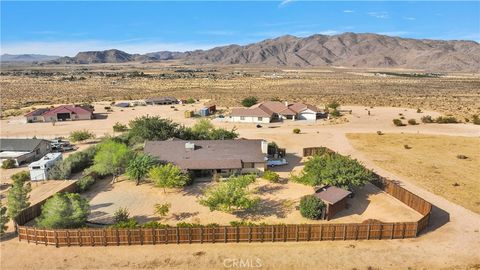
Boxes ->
[347,133,480,213]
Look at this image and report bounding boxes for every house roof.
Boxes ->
[25,105,92,117]
[288,103,319,113]
[144,139,266,170]
[25,108,50,117]
[0,138,48,152]
[314,186,352,205]
[231,107,272,118]
[145,96,178,102]
[251,101,286,114]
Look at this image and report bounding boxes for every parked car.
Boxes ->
[267,158,288,167]
[256,124,262,128]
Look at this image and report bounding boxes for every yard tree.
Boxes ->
[0,201,9,235]
[128,116,180,142]
[90,139,132,182]
[292,153,373,189]
[7,171,31,219]
[199,175,259,212]
[148,163,191,193]
[241,96,258,107]
[126,154,156,185]
[191,119,238,140]
[36,192,90,229]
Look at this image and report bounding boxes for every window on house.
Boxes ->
[243,162,254,168]
[240,116,245,120]
[36,149,40,154]
[258,117,263,121]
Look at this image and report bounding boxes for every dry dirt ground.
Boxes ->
[1,103,479,269]
[82,178,420,225]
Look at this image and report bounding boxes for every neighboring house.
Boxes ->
[0,138,52,166]
[29,152,63,181]
[25,105,93,123]
[144,97,178,105]
[314,185,352,220]
[144,139,268,178]
[229,101,321,123]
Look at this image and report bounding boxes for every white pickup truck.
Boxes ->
[267,158,288,167]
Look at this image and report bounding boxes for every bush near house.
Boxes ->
[70,130,95,142]
[293,128,301,134]
[392,119,405,126]
[36,193,90,229]
[48,145,97,180]
[1,159,15,169]
[148,163,192,192]
[263,170,280,183]
[241,96,258,107]
[436,116,459,124]
[299,195,325,220]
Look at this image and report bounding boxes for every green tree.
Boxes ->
[35,193,90,229]
[128,116,180,142]
[241,96,258,107]
[126,154,156,185]
[149,164,191,193]
[292,153,373,189]
[70,130,95,142]
[89,140,132,181]
[299,195,325,220]
[7,171,31,219]
[190,119,238,140]
[0,201,9,235]
[327,101,340,110]
[199,175,258,212]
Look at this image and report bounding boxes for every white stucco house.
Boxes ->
[229,101,321,123]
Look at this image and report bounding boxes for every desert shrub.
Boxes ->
[241,96,258,107]
[392,119,405,126]
[456,154,468,159]
[154,203,171,218]
[230,220,258,227]
[113,207,130,223]
[190,119,238,140]
[299,195,325,220]
[113,122,128,132]
[36,193,89,229]
[330,109,341,117]
[407,119,417,125]
[399,116,405,120]
[404,144,412,149]
[471,115,480,125]
[0,202,9,235]
[421,115,434,123]
[292,154,373,189]
[186,98,196,104]
[1,159,15,169]
[436,116,458,124]
[376,131,384,135]
[142,221,169,228]
[7,171,31,219]
[416,108,422,113]
[263,170,280,183]
[293,128,301,134]
[200,175,259,212]
[149,163,192,192]
[327,101,340,110]
[111,218,138,228]
[70,130,95,142]
[76,174,96,192]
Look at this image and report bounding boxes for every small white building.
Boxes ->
[28,153,63,181]
[229,101,321,123]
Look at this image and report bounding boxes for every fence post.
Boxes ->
[176,227,180,244]
[343,225,347,240]
[165,228,168,244]
[366,224,370,240]
[402,223,406,239]
[103,229,107,246]
[34,227,38,245]
[283,225,287,242]
[391,224,395,239]
[78,230,82,246]
[66,230,70,247]
[332,226,335,241]
[140,228,144,245]
[355,226,358,240]
[295,225,299,242]
[200,227,204,244]
[54,230,59,247]
[224,227,227,243]
[91,230,95,246]
[152,228,156,245]
[379,224,382,240]
[44,229,47,246]
[319,225,323,241]
[127,229,131,245]
[248,227,252,243]
[116,229,120,246]
[307,225,311,241]
[271,226,275,242]
[188,227,192,244]
[236,226,240,243]
[260,226,264,242]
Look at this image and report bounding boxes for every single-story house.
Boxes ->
[29,152,63,181]
[25,105,93,123]
[0,138,52,166]
[314,185,352,220]
[144,139,268,178]
[144,97,178,105]
[229,101,321,123]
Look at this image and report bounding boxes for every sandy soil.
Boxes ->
[1,103,479,269]
[82,178,420,226]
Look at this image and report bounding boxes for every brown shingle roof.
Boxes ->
[314,186,351,205]
[144,139,266,170]
[231,107,272,117]
[288,103,319,113]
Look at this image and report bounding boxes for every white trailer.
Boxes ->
[28,153,63,181]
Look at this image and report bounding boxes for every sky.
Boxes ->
[1,1,479,56]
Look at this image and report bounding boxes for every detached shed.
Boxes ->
[314,185,351,220]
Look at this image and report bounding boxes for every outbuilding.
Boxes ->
[314,185,352,220]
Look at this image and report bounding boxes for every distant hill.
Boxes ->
[0,54,60,62]
[48,33,480,72]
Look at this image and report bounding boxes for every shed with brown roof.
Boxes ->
[314,185,352,220]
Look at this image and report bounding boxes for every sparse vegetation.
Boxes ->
[113,207,130,223]
[1,159,15,169]
[113,122,128,132]
[293,128,301,134]
[48,145,97,180]
[407,119,417,125]
[392,119,405,126]
[7,171,31,219]
[0,202,9,235]
[241,96,258,107]
[436,116,459,124]
[472,115,480,125]
[421,115,434,123]
[154,203,171,218]
[70,130,95,142]
[263,170,281,183]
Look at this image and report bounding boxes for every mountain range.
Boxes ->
[4,33,480,72]
[0,54,61,62]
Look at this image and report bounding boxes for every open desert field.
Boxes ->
[347,133,480,214]
[1,65,480,119]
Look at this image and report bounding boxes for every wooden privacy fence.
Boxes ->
[15,147,432,247]
[18,222,419,247]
